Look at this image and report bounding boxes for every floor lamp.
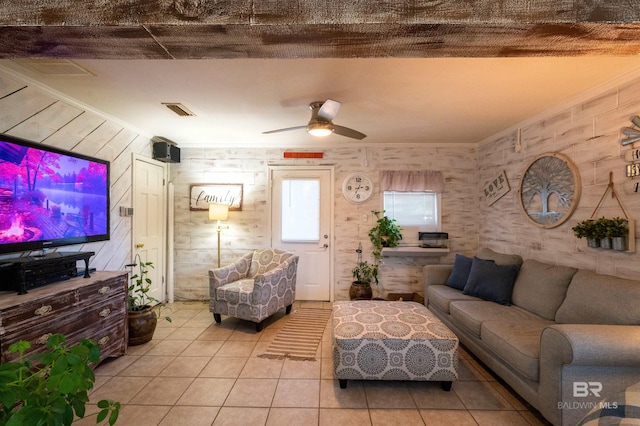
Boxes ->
[209,203,229,268]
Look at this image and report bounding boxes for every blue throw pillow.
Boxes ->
[446,254,473,290]
[463,257,519,305]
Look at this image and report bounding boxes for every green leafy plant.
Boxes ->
[352,261,378,285]
[572,219,600,240]
[368,210,403,261]
[127,254,171,322]
[599,216,628,238]
[0,334,120,426]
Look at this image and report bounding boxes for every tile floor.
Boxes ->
[78,301,551,426]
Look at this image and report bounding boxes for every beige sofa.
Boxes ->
[423,248,640,426]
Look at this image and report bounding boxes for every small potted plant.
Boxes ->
[572,219,601,248]
[603,216,629,251]
[0,334,120,426]
[368,210,403,261]
[127,254,171,345]
[350,261,377,300]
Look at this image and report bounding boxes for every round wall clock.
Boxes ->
[518,152,581,228]
[342,173,374,203]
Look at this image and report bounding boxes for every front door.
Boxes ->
[270,167,333,301]
[132,155,166,303]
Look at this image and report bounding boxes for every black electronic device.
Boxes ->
[0,133,110,255]
[0,251,95,294]
[152,141,181,163]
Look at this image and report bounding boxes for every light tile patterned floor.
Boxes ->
[77,301,551,426]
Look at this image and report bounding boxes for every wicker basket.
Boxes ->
[386,292,425,304]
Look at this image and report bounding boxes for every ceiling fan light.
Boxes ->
[307,122,334,137]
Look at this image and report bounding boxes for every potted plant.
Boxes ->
[572,219,601,248]
[602,216,629,251]
[368,210,403,261]
[350,261,377,300]
[127,255,171,346]
[0,334,120,426]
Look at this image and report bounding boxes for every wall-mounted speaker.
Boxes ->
[153,141,181,163]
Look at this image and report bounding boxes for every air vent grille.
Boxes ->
[162,103,196,117]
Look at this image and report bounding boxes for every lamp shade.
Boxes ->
[209,203,229,221]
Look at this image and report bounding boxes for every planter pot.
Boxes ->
[587,238,600,248]
[127,308,157,346]
[349,282,373,300]
[600,237,612,249]
[612,236,626,251]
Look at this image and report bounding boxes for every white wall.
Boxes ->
[0,69,152,271]
[6,64,640,301]
[170,144,478,301]
[477,73,640,279]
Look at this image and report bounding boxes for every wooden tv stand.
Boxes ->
[0,271,128,364]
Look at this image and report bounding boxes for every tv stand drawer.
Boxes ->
[0,271,128,364]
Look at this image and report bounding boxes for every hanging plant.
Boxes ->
[368,210,403,261]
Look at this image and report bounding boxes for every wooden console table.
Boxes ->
[0,271,128,364]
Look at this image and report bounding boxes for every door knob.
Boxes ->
[323,244,329,249]
[136,243,144,248]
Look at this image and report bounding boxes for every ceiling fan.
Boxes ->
[263,99,367,140]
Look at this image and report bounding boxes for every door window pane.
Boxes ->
[281,179,320,242]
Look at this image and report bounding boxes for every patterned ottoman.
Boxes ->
[332,300,459,390]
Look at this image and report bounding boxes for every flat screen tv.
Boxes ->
[0,133,110,255]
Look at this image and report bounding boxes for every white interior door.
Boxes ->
[270,167,333,301]
[132,155,166,303]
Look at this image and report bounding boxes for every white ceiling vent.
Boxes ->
[162,103,196,117]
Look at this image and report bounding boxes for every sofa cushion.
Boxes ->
[555,270,640,325]
[427,285,481,314]
[511,260,578,321]
[449,301,538,338]
[481,319,553,381]
[446,254,473,290]
[462,257,519,305]
[477,247,523,268]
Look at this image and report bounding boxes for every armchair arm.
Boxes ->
[538,324,640,425]
[209,252,253,291]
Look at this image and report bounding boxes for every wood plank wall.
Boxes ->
[0,70,152,272]
[171,145,478,301]
[478,74,640,280]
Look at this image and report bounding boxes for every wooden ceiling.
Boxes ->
[1,1,640,59]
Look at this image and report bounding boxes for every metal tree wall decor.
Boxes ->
[518,153,581,228]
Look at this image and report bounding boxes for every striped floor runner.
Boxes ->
[260,308,332,361]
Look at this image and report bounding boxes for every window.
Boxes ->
[383,191,440,232]
[280,179,320,242]
[379,170,444,243]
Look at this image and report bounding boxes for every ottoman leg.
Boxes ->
[339,379,348,389]
[441,381,452,392]
[213,313,221,324]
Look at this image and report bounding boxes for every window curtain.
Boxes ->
[379,170,444,192]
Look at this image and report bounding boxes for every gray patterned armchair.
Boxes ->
[209,248,298,331]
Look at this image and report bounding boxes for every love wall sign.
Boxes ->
[190,184,243,211]
[483,171,510,206]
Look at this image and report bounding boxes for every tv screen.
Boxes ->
[0,134,110,255]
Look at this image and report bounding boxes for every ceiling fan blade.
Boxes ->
[262,125,307,134]
[333,125,367,140]
[631,115,640,128]
[622,135,640,146]
[623,127,640,136]
[318,99,341,121]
